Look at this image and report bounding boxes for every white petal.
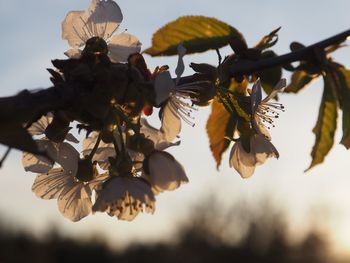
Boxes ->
[32,168,72,200]
[93,177,155,221]
[161,100,181,142]
[252,116,272,140]
[27,114,52,135]
[154,71,175,106]
[88,173,109,191]
[229,142,256,178]
[22,140,56,173]
[251,134,279,164]
[262,78,287,103]
[108,32,142,62]
[55,143,80,175]
[65,133,80,143]
[140,118,179,151]
[62,11,89,48]
[82,132,115,168]
[251,79,262,114]
[64,48,82,59]
[86,0,123,39]
[57,183,92,222]
[147,151,188,194]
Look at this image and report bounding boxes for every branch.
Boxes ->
[0,30,349,125]
[0,85,75,123]
[229,29,350,76]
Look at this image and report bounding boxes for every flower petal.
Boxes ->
[251,134,279,164]
[154,71,175,106]
[62,11,89,48]
[27,114,52,136]
[82,132,115,169]
[64,48,82,59]
[32,168,72,200]
[88,173,109,191]
[108,32,142,62]
[252,116,272,140]
[140,118,180,151]
[57,183,92,222]
[161,100,182,142]
[229,142,256,178]
[22,140,56,173]
[251,79,262,114]
[86,0,123,39]
[55,143,80,175]
[147,151,188,194]
[65,133,80,143]
[93,177,155,221]
[262,78,287,103]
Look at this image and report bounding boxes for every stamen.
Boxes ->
[254,99,285,130]
[101,21,108,40]
[73,25,86,43]
[168,95,197,127]
[79,16,93,40]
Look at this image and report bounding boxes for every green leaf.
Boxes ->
[144,16,244,56]
[335,67,350,148]
[254,27,281,50]
[285,70,315,93]
[206,98,237,168]
[306,74,338,171]
[255,51,282,97]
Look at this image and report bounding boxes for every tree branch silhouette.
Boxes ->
[0,29,349,128]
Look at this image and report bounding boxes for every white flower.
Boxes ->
[139,119,188,194]
[229,79,286,178]
[92,176,155,221]
[251,78,286,138]
[154,44,206,141]
[32,145,107,222]
[143,151,188,195]
[62,0,141,62]
[140,118,180,150]
[22,114,78,174]
[82,131,145,173]
[229,134,279,178]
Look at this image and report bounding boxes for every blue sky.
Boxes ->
[0,0,349,256]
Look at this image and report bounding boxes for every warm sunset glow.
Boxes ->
[0,1,350,262]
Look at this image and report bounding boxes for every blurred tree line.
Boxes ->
[0,198,340,263]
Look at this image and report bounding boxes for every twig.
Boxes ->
[229,29,350,76]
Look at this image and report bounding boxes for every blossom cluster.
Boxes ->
[21,0,286,221]
[21,0,210,222]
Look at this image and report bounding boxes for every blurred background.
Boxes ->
[0,0,349,262]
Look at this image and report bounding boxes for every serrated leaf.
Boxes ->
[255,51,282,97]
[335,67,350,148]
[306,75,337,171]
[255,27,281,50]
[144,16,244,56]
[285,70,315,93]
[206,98,237,168]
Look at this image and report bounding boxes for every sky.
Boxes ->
[0,0,349,257]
